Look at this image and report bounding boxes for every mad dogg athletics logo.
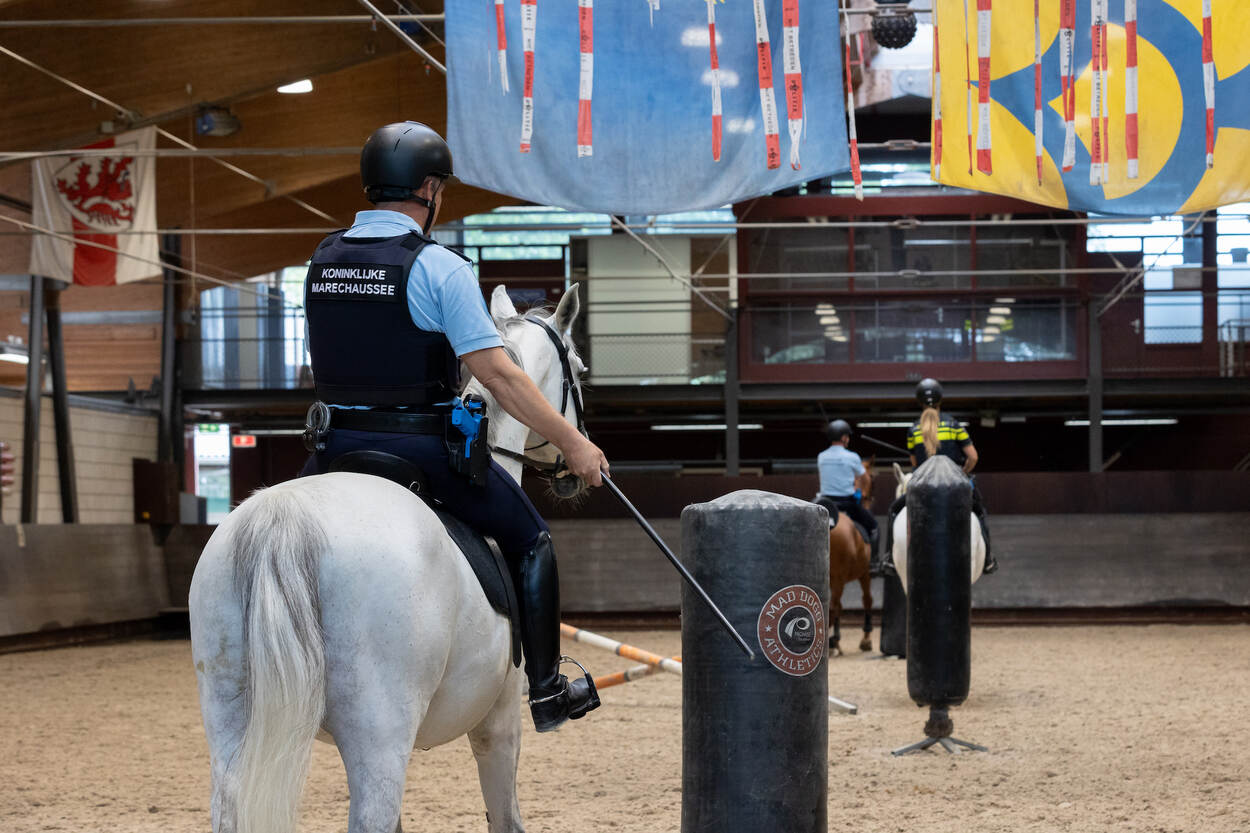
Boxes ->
[756,584,825,676]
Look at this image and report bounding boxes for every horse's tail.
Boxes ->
[223,484,328,833]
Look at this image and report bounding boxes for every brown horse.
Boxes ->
[827,455,875,655]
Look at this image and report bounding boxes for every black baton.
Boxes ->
[600,473,756,660]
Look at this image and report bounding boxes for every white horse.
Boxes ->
[189,284,587,833]
[890,462,986,591]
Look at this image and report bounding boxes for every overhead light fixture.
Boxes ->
[986,314,1007,325]
[1064,418,1179,427]
[651,423,764,431]
[277,79,314,94]
[995,297,1017,304]
[982,325,1001,335]
[989,306,1012,315]
[815,303,835,314]
[858,421,913,428]
[819,315,840,325]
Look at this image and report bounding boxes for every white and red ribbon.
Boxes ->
[1098,0,1110,180]
[782,0,804,170]
[975,0,992,174]
[841,1,862,199]
[933,20,943,180]
[1203,0,1214,168]
[577,0,593,157]
[752,0,782,170]
[1033,0,1042,184]
[962,0,974,174]
[519,0,537,153]
[1089,0,1107,185]
[1125,0,1139,178]
[1059,0,1076,171]
[494,0,509,93]
[707,0,723,162]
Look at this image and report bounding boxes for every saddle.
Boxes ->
[329,450,522,667]
[813,495,872,547]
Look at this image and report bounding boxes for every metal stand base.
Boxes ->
[892,707,987,756]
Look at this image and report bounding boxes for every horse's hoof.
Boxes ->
[859,638,873,652]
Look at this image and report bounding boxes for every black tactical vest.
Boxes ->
[304,230,459,407]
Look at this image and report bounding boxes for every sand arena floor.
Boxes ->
[1,625,1247,833]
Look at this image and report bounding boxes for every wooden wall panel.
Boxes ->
[0,390,158,524]
[0,524,169,638]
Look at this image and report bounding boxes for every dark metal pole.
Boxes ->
[860,432,912,457]
[724,307,740,477]
[158,233,180,464]
[21,275,45,523]
[1088,301,1103,473]
[44,283,78,522]
[601,473,755,659]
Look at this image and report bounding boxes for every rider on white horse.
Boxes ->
[300,121,607,732]
[878,378,997,576]
[814,419,879,553]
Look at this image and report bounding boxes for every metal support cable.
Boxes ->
[0,15,444,27]
[354,0,446,74]
[0,213,305,310]
[0,44,340,224]
[1098,212,1209,318]
[608,215,732,321]
[0,147,359,160]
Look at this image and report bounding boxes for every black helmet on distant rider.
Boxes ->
[915,378,943,407]
[826,419,853,442]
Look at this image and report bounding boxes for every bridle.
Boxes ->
[491,314,587,479]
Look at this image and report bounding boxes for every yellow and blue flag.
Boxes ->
[932,0,1250,215]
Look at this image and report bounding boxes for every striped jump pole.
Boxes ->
[593,658,676,690]
[560,623,683,674]
[561,622,858,713]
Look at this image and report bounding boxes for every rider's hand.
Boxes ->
[564,436,609,487]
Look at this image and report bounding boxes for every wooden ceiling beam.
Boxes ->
[0,0,444,151]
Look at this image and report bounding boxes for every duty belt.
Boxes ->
[329,408,447,435]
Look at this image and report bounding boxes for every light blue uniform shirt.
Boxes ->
[817,445,864,497]
[341,210,503,357]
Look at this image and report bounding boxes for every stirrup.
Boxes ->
[529,657,601,732]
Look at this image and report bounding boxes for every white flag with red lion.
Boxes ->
[29,126,159,286]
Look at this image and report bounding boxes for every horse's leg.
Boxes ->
[467,668,526,833]
[329,667,429,833]
[829,594,843,656]
[858,571,874,652]
[189,543,248,833]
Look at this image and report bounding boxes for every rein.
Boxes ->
[490,314,587,480]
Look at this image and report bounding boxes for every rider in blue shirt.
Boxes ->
[815,420,879,553]
[300,122,607,732]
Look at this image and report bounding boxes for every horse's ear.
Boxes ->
[490,284,517,325]
[892,462,906,483]
[553,283,581,333]
[865,453,876,468]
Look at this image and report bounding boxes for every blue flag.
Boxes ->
[446,1,850,215]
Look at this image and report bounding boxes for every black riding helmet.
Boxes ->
[915,377,943,407]
[826,419,853,442]
[360,121,453,231]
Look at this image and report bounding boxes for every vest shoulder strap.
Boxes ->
[314,229,348,251]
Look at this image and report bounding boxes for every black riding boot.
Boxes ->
[974,502,996,574]
[876,495,906,577]
[515,531,600,732]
